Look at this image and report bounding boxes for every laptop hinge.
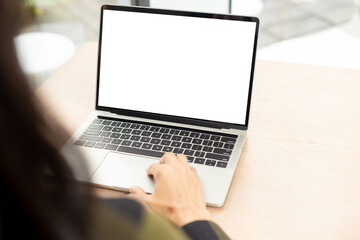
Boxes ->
[223,126,248,131]
[106,111,246,131]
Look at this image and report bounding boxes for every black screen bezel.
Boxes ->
[96,5,259,130]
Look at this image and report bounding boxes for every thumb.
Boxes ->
[129,186,147,203]
[129,185,147,195]
[128,185,149,205]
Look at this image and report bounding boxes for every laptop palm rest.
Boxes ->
[91,152,157,193]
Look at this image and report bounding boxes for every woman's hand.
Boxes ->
[129,152,211,227]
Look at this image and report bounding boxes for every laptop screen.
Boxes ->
[97,6,258,127]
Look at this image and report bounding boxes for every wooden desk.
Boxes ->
[36,42,360,239]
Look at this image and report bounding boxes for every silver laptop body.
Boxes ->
[62,5,259,207]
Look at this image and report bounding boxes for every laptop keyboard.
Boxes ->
[74,117,237,168]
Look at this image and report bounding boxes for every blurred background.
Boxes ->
[16,0,360,88]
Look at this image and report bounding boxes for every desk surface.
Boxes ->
[36,42,360,239]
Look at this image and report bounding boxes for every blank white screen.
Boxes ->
[98,9,256,125]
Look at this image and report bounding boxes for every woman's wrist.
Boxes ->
[171,207,212,227]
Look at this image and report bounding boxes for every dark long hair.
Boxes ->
[0,1,92,239]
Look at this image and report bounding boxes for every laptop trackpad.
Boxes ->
[91,152,158,193]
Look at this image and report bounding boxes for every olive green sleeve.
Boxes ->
[91,199,190,240]
[92,198,230,240]
[136,210,190,240]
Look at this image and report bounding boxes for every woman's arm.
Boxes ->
[94,198,189,240]
[129,152,231,239]
[97,197,230,240]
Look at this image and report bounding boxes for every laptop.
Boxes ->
[62,5,259,207]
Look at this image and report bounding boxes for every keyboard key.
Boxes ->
[84,141,96,148]
[130,124,140,129]
[221,137,236,144]
[180,131,190,136]
[149,127,160,132]
[205,160,216,166]
[150,138,161,144]
[194,151,205,157]
[92,119,102,124]
[122,128,132,134]
[210,135,221,141]
[95,143,106,149]
[151,133,162,138]
[184,150,194,156]
[142,143,153,149]
[100,132,111,137]
[171,136,181,141]
[173,148,184,154]
[192,145,202,151]
[130,135,141,141]
[75,140,86,146]
[105,144,118,150]
[213,142,224,148]
[194,158,205,164]
[140,137,151,143]
[121,123,131,128]
[182,137,192,143]
[171,141,181,147]
[101,120,111,125]
[152,145,163,151]
[141,131,151,136]
[200,134,210,140]
[88,124,103,130]
[213,148,232,155]
[192,139,202,144]
[117,146,163,158]
[111,127,121,132]
[187,156,194,163]
[203,146,213,152]
[160,140,171,146]
[80,135,102,142]
[163,146,174,152]
[111,139,122,145]
[224,143,234,149]
[102,126,113,131]
[205,153,230,161]
[216,161,228,168]
[159,128,170,133]
[121,140,132,146]
[110,133,120,139]
[131,130,142,135]
[101,138,112,143]
[111,121,119,126]
[181,143,192,149]
[169,129,180,135]
[202,140,213,146]
[84,130,101,136]
[161,134,171,140]
[140,125,150,130]
[190,132,200,138]
[131,142,142,148]
[120,134,131,140]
